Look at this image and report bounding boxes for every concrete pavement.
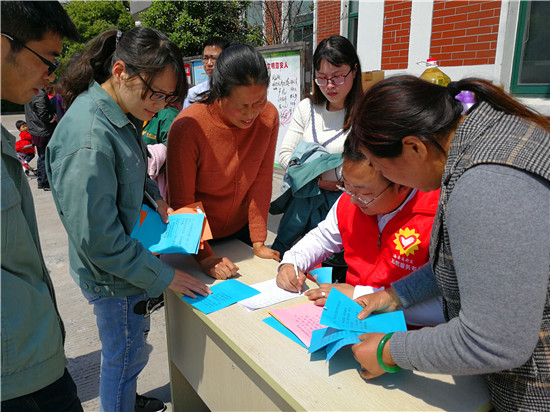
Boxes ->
[2,113,283,411]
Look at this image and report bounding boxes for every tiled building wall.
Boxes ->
[381,1,413,70]
[431,0,501,66]
[316,0,342,43]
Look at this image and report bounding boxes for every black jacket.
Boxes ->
[24,89,56,139]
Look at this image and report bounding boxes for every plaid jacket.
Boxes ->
[430,102,550,411]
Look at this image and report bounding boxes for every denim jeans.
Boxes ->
[1,368,82,412]
[82,290,151,412]
[35,144,49,188]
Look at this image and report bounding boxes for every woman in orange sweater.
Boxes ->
[167,44,280,279]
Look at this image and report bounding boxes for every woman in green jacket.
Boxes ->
[46,27,211,412]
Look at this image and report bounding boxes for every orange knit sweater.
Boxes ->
[167,101,279,257]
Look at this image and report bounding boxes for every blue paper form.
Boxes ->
[181,279,260,314]
[325,335,361,361]
[320,288,407,333]
[263,317,308,349]
[309,267,333,284]
[309,327,354,353]
[131,204,204,254]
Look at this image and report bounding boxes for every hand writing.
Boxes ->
[276,263,305,293]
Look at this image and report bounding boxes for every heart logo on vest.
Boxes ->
[393,227,421,256]
[399,235,416,249]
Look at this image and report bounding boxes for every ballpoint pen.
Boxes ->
[290,251,299,279]
[290,252,302,294]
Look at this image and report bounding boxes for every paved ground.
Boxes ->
[2,113,283,411]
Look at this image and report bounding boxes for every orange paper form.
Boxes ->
[269,302,326,347]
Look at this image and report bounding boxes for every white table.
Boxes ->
[163,240,492,411]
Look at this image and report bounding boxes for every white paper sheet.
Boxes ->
[238,278,302,311]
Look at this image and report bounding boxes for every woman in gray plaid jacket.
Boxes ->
[348,75,549,412]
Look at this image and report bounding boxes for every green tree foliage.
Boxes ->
[139,0,263,57]
[61,1,134,74]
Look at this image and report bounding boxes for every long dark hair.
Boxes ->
[310,35,362,128]
[61,26,187,109]
[202,43,269,104]
[349,75,550,158]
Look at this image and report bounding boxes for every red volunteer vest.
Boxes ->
[337,190,439,288]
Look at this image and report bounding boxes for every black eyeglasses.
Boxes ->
[314,68,353,87]
[134,72,178,104]
[1,33,60,76]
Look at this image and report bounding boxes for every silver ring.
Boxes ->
[321,291,326,297]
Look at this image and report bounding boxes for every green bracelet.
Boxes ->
[376,332,401,373]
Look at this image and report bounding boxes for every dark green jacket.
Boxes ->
[1,125,66,400]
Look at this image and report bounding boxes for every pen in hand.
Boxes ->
[290,252,302,294]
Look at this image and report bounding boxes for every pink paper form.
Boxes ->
[269,302,326,347]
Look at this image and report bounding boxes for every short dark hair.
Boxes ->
[204,43,269,104]
[15,120,27,130]
[342,136,366,162]
[203,36,230,52]
[1,1,79,51]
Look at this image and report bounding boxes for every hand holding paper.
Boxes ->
[171,201,213,250]
[156,198,173,223]
[355,287,403,320]
[352,332,394,380]
[131,204,206,255]
[321,288,406,333]
[266,288,407,361]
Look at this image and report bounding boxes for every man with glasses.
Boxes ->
[1,2,81,411]
[183,36,230,109]
[276,139,444,328]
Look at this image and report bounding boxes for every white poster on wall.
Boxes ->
[262,51,302,166]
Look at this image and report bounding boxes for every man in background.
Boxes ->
[1,2,82,410]
[25,87,57,190]
[182,36,229,109]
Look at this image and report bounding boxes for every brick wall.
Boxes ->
[264,0,282,45]
[316,0,342,43]
[381,0,412,70]
[431,0,501,66]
